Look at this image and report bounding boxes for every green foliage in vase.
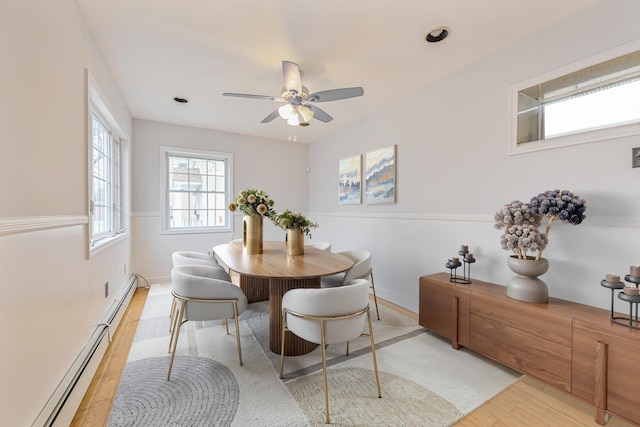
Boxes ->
[272,209,318,237]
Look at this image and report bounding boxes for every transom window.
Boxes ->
[510,43,640,154]
[162,148,232,233]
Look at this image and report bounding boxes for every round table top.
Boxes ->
[213,241,353,279]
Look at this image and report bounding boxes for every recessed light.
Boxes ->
[425,26,450,43]
[173,97,188,103]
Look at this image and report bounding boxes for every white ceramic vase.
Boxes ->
[506,255,549,303]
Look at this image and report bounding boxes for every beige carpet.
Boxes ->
[109,283,520,426]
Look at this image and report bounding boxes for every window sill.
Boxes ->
[161,226,232,236]
[89,232,129,258]
[509,121,640,155]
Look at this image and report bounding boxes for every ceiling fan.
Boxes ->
[222,61,364,126]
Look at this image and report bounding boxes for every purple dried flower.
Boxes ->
[529,189,586,225]
[497,190,585,260]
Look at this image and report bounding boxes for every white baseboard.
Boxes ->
[33,275,137,427]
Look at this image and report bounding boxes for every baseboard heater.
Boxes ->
[32,274,138,427]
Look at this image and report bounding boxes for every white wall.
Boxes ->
[0,1,132,425]
[4,1,640,425]
[308,0,640,313]
[130,119,309,281]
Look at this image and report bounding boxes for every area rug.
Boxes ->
[108,356,238,426]
[108,283,520,426]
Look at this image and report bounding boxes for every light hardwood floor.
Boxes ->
[72,287,635,427]
[70,287,149,427]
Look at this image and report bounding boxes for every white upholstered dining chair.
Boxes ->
[170,250,227,332]
[172,250,221,268]
[305,241,332,252]
[320,249,380,320]
[167,265,248,380]
[279,279,381,424]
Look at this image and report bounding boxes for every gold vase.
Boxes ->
[243,215,263,254]
[286,229,304,256]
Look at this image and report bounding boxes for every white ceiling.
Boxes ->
[78,0,597,143]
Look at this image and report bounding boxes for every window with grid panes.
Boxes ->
[164,149,232,232]
[90,111,122,245]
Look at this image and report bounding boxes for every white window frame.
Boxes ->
[509,39,640,155]
[160,146,233,234]
[87,71,129,256]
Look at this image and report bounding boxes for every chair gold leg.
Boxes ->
[167,300,181,353]
[224,318,229,334]
[169,296,176,332]
[320,319,330,424]
[233,301,243,366]
[167,301,186,381]
[367,310,382,398]
[168,317,175,353]
[279,311,287,378]
[346,341,350,356]
[370,272,380,320]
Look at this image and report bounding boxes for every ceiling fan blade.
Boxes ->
[306,105,333,123]
[261,109,280,123]
[223,92,286,102]
[282,61,302,95]
[308,87,364,102]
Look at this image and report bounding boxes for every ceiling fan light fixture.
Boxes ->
[287,108,300,126]
[223,61,362,126]
[278,103,294,119]
[425,26,450,43]
[299,105,314,122]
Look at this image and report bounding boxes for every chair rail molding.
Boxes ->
[309,211,491,223]
[308,212,640,228]
[0,215,88,236]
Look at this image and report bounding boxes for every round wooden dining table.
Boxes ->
[213,240,354,355]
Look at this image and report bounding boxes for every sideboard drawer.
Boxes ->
[471,292,572,346]
[469,313,571,391]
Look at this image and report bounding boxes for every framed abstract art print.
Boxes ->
[338,155,362,204]
[365,145,396,204]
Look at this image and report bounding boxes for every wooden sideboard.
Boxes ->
[419,273,640,425]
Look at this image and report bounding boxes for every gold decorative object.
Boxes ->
[271,209,318,254]
[286,229,304,256]
[243,215,263,254]
[229,188,275,255]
